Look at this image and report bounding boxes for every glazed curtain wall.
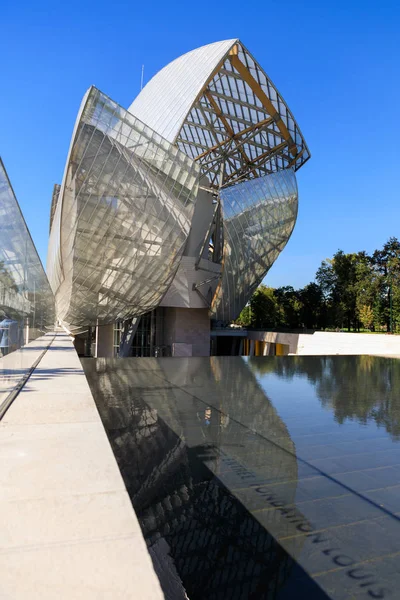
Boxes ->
[0,160,54,356]
[48,88,201,327]
[211,169,298,322]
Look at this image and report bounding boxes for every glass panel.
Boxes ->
[0,159,54,357]
[48,87,201,328]
[212,169,298,322]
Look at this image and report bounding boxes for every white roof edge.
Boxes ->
[128,39,238,142]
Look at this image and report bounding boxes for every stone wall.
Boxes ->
[163,307,210,357]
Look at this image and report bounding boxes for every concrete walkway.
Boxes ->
[0,333,53,407]
[0,333,163,599]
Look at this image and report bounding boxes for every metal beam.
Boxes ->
[287,147,305,168]
[204,91,258,180]
[248,141,288,165]
[207,87,270,115]
[229,51,298,157]
[193,116,276,161]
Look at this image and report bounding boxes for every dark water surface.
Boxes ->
[81,356,400,600]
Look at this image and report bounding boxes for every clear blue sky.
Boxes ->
[1,0,399,289]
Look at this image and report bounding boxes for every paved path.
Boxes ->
[0,333,53,408]
[0,332,163,599]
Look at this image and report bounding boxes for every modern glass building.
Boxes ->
[47,39,310,357]
[0,159,54,355]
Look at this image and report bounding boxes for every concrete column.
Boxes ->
[96,324,114,358]
[85,326,92,357]
[24,317,30,346]
[163,307,210,357]
[95,319,99,358]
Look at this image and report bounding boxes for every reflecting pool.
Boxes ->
[82,356,400,600]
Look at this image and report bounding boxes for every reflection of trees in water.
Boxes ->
[82,357,323,600]
[248,356,400,440]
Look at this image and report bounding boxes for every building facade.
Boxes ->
[47,39,310,357]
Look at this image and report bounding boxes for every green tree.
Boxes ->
[358,304,374,329]
[299,283,324,329]
[250,285,279,328]
[354,252,382,331]
[372,238,400,332]
[316,250,373,331]
[274,286,302,328]
[236,304,252,327]
[234,238,400,334]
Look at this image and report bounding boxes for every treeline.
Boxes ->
[237,237,400,332]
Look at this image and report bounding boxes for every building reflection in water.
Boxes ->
[82,357,329,600]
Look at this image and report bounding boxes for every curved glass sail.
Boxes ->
[0,159,54,356]
[211,169,298,322]
[48,88,201,327]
